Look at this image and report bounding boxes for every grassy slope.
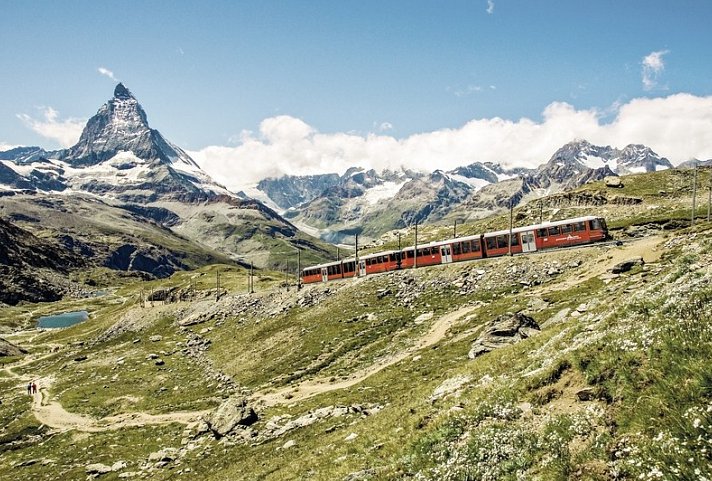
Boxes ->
[1,168,711,480]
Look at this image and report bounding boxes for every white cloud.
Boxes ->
[378,122,393,132]
[16,107,85,148]
[0,142,18,152]
[486,0,495,14]
[98,67,119,82]
[641,50,669,91]
[190,93,712,192]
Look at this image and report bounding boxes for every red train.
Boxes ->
[301,215,609,284]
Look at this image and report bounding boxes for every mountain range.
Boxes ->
[254,139,677,242]
[0,83,705,263]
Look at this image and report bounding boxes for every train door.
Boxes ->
[358,259,366,277]
[440,245,452,264]
[321,267,328,283]
[521,231,537,253]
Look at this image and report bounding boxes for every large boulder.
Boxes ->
[610,257,644,274]
[605,176,623,188]
[468,312,540,359]
[203,397,258,437]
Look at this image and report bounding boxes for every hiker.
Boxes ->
[31,382,37,395]
[27,382,32,396]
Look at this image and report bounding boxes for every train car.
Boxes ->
[302,258,358,284]
[301,215,608,284]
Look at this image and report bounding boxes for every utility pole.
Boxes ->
[249,262,254,294]
[508,200,514,256]
[539,199,543,224]
[414,221,418,269]
[707,174,711,222]
[692,164,698,226]
[355,235,359,276]
[336,247,340,261]
[216,269,220,302]
[397,232,402,269]
[453,220,457,239]
[297,249,302,289]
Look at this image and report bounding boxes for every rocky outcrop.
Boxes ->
[468,312,540,359]
[0,337,27,357]
[104,244,186,278]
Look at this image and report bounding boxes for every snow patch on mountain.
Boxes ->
[362,181,406,205]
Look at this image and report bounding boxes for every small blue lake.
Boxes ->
[37,310,89,329]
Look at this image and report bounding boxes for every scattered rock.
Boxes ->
[468,312,540,359]
[282,440,296,449]
[430,375,471,402]
[85,463,112,475]
[147,447,179,463]
[74,355,88,362]
[111,460,127,471]
[154,359,165,366]
[576,387,596,402]
[149,335,162,342]
[344,432,358,442]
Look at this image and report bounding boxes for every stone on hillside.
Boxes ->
[604,176,623,188]
[149,335,162,342]
[0,337,27,357]
[203,396,258,437]
[111,460,127,471]
[147,447,179,463]
[468,312,540,359]
[86,463,112,475]
[610,257,644,274]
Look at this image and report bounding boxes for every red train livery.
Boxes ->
[301,216,608,284]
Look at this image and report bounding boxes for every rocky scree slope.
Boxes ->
[0,217,86,305]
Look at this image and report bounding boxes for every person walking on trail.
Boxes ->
[27,382,32,396]
[31,382,37,395]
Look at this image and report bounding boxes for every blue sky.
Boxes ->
[2,1,712,188]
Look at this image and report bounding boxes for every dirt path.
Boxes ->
[4,347,208,432]
[545,235,665,293]
[29,375,209,433]
[255,305,477,407]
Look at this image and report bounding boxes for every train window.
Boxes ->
[406,250,414,258]
[511,234,520,246]
[472,240,481,251]
[486,237,497,250]
[538,228,548,237]
[589,219,601,230]
[453,242,461,255]
[574,222,586,232]
[548,226,560,236]
[462,241,471,254]
[561,224,572,233]
[497,235,508,249]
[389,253,396,262]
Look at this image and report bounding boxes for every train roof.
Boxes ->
[483,215,601,237]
